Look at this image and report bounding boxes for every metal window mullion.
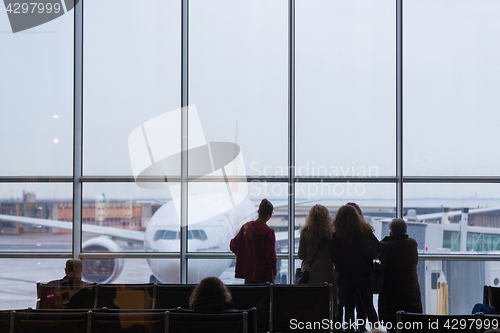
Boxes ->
[0,177,73,183]
[180,0,189,284]
[72,0,84,259]
[11,175,500,184]
[396,0,403,219]
[287,0,296,284]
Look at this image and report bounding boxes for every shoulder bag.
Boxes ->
[295,245,320,284]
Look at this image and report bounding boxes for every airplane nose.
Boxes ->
[148,258,180,284]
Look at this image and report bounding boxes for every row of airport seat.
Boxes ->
[0,308,256,333]
[37,283,336,332]
[394,286,500,333]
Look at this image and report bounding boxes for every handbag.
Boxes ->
[294,268,310,284]
[295,245,320,284]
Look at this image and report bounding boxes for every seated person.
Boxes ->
[189,277,234,311]
[43,259,92,309]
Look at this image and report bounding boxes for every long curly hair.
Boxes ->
[189,277,232,310]
[301,204,333,242]
[333,204,373,242]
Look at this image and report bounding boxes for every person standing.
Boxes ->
[230,199,277,284]
[298,205,337,284]
[298,204,338,313]
[330,204,380,330]
[378,218,422,332]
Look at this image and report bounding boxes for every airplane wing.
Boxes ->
[0,214,144,244]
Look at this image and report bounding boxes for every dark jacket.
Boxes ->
[43,276,92,309]
[230,221,277,283]
[378,234,423,324]
[330,231,381,279]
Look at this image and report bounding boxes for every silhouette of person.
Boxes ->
[335,202,368,329]
[378,218,422,332]
[298,204,338,286]
[330,204,381,331]
[230,199,277,284]
[44,259,92,309]
[189,277,234,311]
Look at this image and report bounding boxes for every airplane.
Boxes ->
[0,192,299,284]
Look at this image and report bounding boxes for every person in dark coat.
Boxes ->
[44,259,93,309]
[330,204,381,330]
[378,218,422,332]
[335,202,368,328]
[230,199,277,284]
[189,277,234,311]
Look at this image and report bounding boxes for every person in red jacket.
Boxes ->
[230,198,277,284]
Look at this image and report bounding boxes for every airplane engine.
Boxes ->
[81,236,124,284]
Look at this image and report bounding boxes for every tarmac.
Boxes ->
[0,233,241,310]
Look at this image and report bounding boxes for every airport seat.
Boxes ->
[102,308,175,313]
[271,283,334,332]
[154,284,196,309]
[483,285,500,313]
[477,313,500,333]
[11,310,89,333]
[26,307,104,313]
[37,282,95,310]
[175,307,258,333]
[396,312,480,333]
[90,311,166,333]
[228,284,270,332]
[95,283,155,309]
[166,309,254,333]
[0,310,13,333]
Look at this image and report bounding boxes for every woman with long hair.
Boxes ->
[189,276,233,311]
[298,205,337,298]
[331,204,381,329]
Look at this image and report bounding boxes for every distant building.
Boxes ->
[0,193,155,235]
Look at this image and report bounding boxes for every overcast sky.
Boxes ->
[1,0,500,203]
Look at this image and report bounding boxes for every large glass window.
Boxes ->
[83,0,181,176]
[296,0,396,177]
[0,259,68,310]
[189,0,288,177]
[404,0,500,176]
[0,183,72,252]
[0,8,74,176]
[2,0,500,316]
